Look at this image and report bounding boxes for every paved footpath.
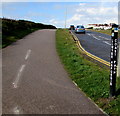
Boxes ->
[3,29,106,115]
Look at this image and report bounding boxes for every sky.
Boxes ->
[1,1,119,28]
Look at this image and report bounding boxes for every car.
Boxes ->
[69,25,75,30]
[75,25,86,34]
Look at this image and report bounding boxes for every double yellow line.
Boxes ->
[71,31,110,67]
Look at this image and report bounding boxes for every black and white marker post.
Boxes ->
[110,24,118,97]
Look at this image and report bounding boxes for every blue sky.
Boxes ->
[1,2,119,28]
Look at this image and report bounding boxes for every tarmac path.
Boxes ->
[2,29,106,115]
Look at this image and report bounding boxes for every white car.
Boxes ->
[75,25,86,34]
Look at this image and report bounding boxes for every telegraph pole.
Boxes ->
[110,24,118,97]
[65,7,67,29]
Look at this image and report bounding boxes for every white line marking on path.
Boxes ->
[25,49,31,60]
[13,106,23,114]
[73,81,78,86]
[13,64,26,88]
[13,106,20,114]
[103,41,111,46]
[92,36,100,40]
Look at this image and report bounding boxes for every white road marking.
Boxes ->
[103,41,111,46]
[87,33,91,36]
[99,36,104,39]
[13,64,26,88]
[104,38,110,40]
[99,36,110,40]
[99,36,102,38]
[25,49,31,60]
[92,36,100,40]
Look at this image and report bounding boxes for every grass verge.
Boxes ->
[56,29,120,115]
[2,28,39,48]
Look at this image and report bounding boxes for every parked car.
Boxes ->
[75,25,85,33]
[69,25,75,30]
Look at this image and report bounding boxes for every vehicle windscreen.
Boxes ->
[70,25,74,27]
[81,26,84,28]
[77,26,84,28]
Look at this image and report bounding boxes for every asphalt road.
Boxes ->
[72,30,120,62]
[3,29,105,114]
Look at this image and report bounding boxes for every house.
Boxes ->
[87,23,112,30]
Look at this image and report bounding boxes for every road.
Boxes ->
[2,29,105,114]
[72,30,120,62]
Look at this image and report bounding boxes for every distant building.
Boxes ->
[109,23,116,26]
[87,23,113,30]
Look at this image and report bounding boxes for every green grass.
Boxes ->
[56,29,120,115]
[2,28,39,48]
[2,18,56,48]
[89,29,120,38]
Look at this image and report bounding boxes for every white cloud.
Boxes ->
[3,0,29,1]
[99,7,118,15]
[86,8,97,15]
[76,5,118,16]
[1,2,118,28]
[67,14,83,22]
[47,2,118,28]
[49,18,66,28]
[79,3,86,6]
[49,19,58,25]
[1,0,120,2]
[104,18,118,24]
[65,3,118,27]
